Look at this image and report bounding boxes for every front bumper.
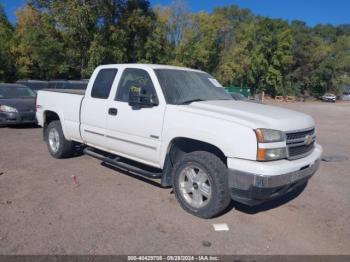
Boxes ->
[0,111,37,125]
[227,144,322,205]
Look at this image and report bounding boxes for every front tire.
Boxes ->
[45,120,74,158]
[172,151,231,218]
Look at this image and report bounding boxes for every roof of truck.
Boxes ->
[97,64,204,73]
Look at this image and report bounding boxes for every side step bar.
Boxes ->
[83,147,162,179]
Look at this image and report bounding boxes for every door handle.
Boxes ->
[108,108,118,116]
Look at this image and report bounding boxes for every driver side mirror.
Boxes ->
[128,86,157,108]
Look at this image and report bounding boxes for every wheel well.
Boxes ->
[44,111,60,126]
[160,137,227,187]
[167,137,227,167]
[43,111,60,139]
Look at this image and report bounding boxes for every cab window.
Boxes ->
[91,68,118,99]
[116,68,157,103]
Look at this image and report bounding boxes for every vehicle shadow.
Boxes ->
[7,123,40,129]
[224,182,308,216]
[71,144,85,157]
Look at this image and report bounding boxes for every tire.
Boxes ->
[172,151,231,218]
[45,120,74,158]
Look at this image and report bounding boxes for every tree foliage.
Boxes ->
[0,4,15,81]
[0,0,349,96]
[12,5,68,79]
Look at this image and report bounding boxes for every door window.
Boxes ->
[116,68,157,103]
[91,68,118,99]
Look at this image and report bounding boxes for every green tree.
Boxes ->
[141,6,173,64]
[263,19,294,96]
[216,21,254,87]
[174,12,228,72]
[310,35,350,95]
[217,18,293,96]
[289,21,350,96]
[289,21,330,95]
[166,0,189,46]
[119,0,156,63]
[85,0,128,75]
[47,0,99,78]
[86,0,158,73]
[212,5,253,51]
[13,5,68,79]
[0,4,15,82]
[333,35,350,89]
[3,0,349,96]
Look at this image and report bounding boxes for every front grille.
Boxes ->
[288,142,315,158]
[286,128,315,159]
[286,128,314,141]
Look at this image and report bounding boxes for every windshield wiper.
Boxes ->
[180,99,205,105]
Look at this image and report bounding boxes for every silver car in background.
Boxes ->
[321,93,337,103]
[341,92,350,101]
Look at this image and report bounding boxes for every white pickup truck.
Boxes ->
[36,64,322,218]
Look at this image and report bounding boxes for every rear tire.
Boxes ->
[172,151,231,218]
[45,120,74,158]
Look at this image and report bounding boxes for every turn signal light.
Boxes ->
[257,148,266,161]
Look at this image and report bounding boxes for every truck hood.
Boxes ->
[186,100,314,131]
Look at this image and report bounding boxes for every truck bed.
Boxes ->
[36,89,85,143]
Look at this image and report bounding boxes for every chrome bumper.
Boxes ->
[228,159,320,190]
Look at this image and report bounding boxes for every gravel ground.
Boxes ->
[0,101,349,255]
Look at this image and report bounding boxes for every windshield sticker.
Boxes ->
[208,78,223,87]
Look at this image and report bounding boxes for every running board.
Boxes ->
[83,147,162,179]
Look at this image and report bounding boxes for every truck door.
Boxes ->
[105,68,166,167]
[81,68,118,149]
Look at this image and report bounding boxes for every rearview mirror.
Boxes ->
[128,86,157,108]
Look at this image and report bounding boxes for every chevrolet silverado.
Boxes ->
[36,64,322,218]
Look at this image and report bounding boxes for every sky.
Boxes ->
[1,0,349,27]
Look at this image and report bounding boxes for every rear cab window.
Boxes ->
[91,68,118,99]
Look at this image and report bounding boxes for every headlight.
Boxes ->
[255,128,285,143]
[257,147,287,161]
[255,128,287,161]
[0,105,18,113]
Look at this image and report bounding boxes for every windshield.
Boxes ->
[154,69,232,104]
[0,86,36,99]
